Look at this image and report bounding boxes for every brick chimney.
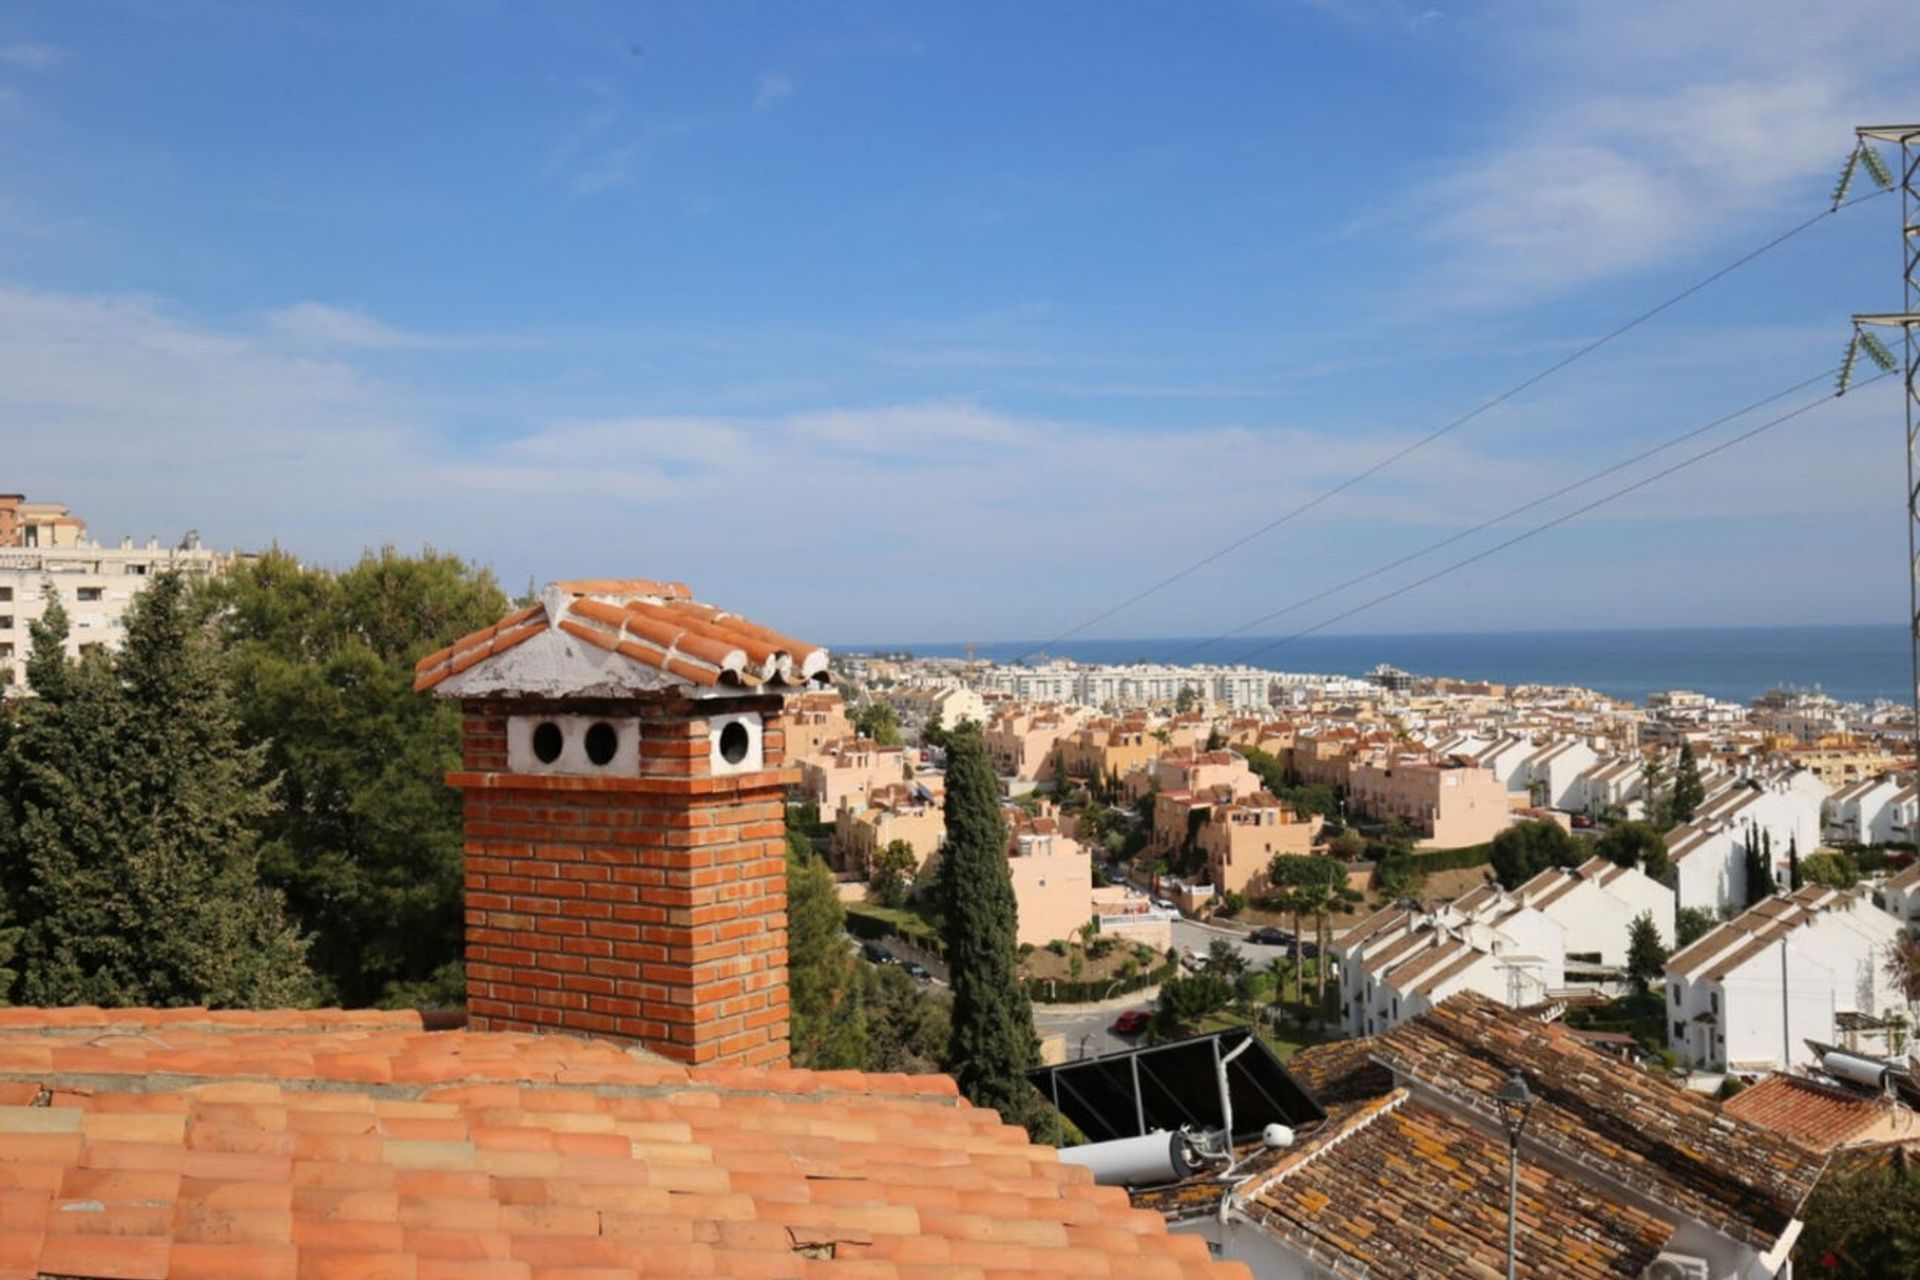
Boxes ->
[415,579,829,1067]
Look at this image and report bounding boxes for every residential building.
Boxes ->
[0,494,227,691]
[1196,791,1317,898]
[1345,754,1512,849]
[1510,856,1675,960]
[1884,860,1920,930]
[1057,715,1157,783]
[1721,1071,1917,1150]
[796,736,906,813]
[1825,772,1908,845]
[983,704,1079,781]
[832,782,945,879]
[782,689,853,763]
[1666,770,1832,914]
[1004,813,1093,947]
[1156,995,1825,1280]
[1665,885,1912,1071]
[1564,754,1645,817]
[1089,884,1175,949]
[883,681,987,736]
[1514,736,1599,809]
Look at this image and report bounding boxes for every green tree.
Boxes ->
[1798,851,1858,890]
[1174,684,1198,714]
[786,826,869,1070]
[869,839,920,909]
[939,724,1040,1127]
[857,962,948,1073]
[1267,855,1347,1004]
[1153,971,1232,1036]
[1788,834,1803,890]
[1640,755,1671,831]
[1795,1150,1920,1278]
[1743,827,1773,906]
[3,573,315,1008]
[853,701,903,746]
[1596,820,1670,880]
[1885,935,1920,1007]
[1206,938,1248,981]
[1489,819,1578,887]
[1674,907,1716,949]
[201,547,507,1007]
[921,708,948,753]
[1626,912,1668,989]
[1671,743,1706,824]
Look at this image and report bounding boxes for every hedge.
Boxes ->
[844,903,944,958]
[1024,957,1180,1005]
[1409,842,1494,872]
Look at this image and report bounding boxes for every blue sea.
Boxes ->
[845,624,1911,708]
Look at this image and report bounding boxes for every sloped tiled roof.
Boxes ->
[1720,1074,1891,1152]
[414,580,830,694]
[1370,993,1828,1252]
[1241,1091,1673,1279]
[0,1007,1243,1280]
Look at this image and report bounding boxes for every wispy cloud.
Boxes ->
[755,72,792,110]
[0,42,61,71]
[1408,0,1920,306]
[264,302,533,352]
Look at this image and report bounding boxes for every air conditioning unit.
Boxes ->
[1645,1253,1710,1280]
[708,710,764,776]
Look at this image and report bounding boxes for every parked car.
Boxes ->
[902,961,932,984]
[861,941,894,965]
[1249,926,1292,947]
[1571,813,1595,829]
[1111,1010,1151,1036]
[1153,898,1180,913]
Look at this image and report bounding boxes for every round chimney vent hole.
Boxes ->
[584,721,619,766]
[531,721,564,764]
[718,720,751,765]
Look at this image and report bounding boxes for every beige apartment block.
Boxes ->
[797,737,906,813]
[783,691,854,764]
[1198,793,1316,897]
[1058,716,1157,784]
[1347,755,1512,849]
[832,783,945,879]
[984,704,1080,781]
[0,495,226,692]
[1004,815,1093,947]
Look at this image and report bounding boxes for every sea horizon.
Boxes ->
[835,622,1911,707]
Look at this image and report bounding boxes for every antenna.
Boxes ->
[1846,125,1920,782]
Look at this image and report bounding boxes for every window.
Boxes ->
[1709,992,1719,1014]
[1671,986,1682,1006]
[0,617,10,631]
[77,587,103,603]
[0,587,10,602]
[1673,1021,1685,1040]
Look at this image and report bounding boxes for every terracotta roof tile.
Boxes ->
[414,582,829,694]
[1720,1073,1891,1151]
[0,1008,1239,1278]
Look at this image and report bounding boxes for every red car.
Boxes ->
[1111,1010,1151,1036]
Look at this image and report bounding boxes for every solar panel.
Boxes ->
[1028,1026,1326,1144]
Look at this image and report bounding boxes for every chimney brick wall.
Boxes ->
[451,692,793,1067]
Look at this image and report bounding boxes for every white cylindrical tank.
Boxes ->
[1822,1050,1891,1090]
[1056,1131,1196,1186]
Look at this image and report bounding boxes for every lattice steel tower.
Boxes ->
[1846,125,1920,773]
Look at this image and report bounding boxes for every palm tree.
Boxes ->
[1317,880,1364,1015]
[1886,934,1920,1008]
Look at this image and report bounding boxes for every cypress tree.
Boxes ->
[1671,743,1705,824]
[939,722,1039,1124]
[1625,911,1668,990]
[1742,827,1770,907]
[3,574,315,1008]
[1787,835,1801,891]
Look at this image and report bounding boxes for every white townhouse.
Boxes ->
[1333,884,1566,1037]
[1824,773,1908,846]
[1666,772,1832,915]
[1469,734,1537,793]
[1511,856,1676,961]
[1885,861,1920,931]
[1665,885,1911,1072]
[1515,737,1599,810]
[1565,755,1645,818]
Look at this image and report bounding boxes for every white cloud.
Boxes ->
[0,42,60,71]
[755,72,792,110]
[1411,0,1920,305]
[264,302,535,351]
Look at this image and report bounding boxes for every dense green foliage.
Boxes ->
[853,701,903,746]
[1625,912,1668,988]
[1671,743,1706,824]
[1597,820,1669,880]
[1674,906,1716,949]
[1797,850,1859,890]
[938,723,1040,1125]
[869,839,919,908]
[200,548,508,1007]
[1153,970,1233,1035]
[786,827,869,1069]
[1796,1152,1920,1278]
[1489,819,1578,886]
[0,575,315,1008]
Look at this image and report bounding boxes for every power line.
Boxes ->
[1163,367,1838,663]
[1021,188,1892,660]
[1233,371,1894,665]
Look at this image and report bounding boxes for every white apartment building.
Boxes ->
[1885,861,1920,931]
[1825,773,1910,846]
[1665,885,1911,1072]
[976,661,1279,712]
[1510,857,1675,960]
[0,495,226,692]
[1666,771,1832,915]
[1515,737,1599,809]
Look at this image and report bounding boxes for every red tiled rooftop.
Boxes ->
[1720,1073,1890,1152]
[414,581,830,694]
[0,1008,1248,1280]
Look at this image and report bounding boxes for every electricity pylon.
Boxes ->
[1844,125,1920,776]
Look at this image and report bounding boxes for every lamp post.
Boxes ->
[1494,1069,1534,1280]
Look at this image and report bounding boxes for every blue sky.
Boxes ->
[0,1,1914,646]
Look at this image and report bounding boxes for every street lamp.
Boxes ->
[1494,1070,1534,1280]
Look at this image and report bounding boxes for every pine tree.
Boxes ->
[1787,834,1801,891]
[785,825,868,1069]
[3,573,315,1008]
[1626,912,1668,989]
[939,722,1040,1126]
[1671,743,1705,825]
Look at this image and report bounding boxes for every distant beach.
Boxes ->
[844,624,1910,707]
